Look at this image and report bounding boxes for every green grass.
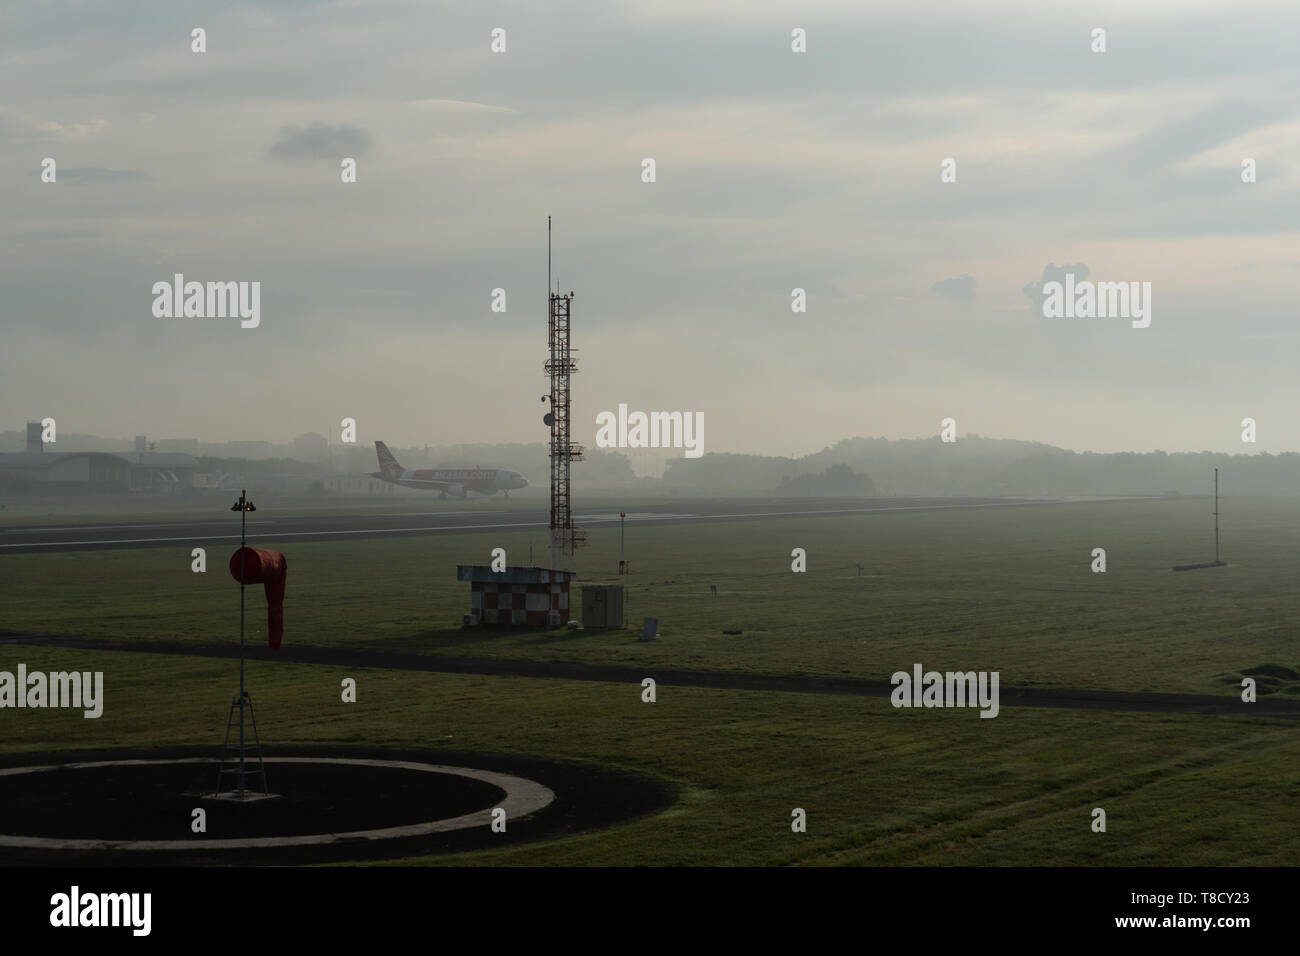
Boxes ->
[4,497,1298,697]
[3,646,1295,866]
[4,498,1298,865]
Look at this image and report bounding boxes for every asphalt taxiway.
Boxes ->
[0,495,1133,554]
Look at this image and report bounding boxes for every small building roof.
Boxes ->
[0,451,120,469]
[0,452,79,467]
[0,451,200,470]
[457,565,578,584]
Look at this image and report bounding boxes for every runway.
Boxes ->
[0,495,1129,554]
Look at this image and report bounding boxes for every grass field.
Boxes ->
[4,498,1298,696]
[3,496,1299,865]
[3,645,1295,866]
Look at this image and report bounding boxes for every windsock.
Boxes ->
[229,547,287,651]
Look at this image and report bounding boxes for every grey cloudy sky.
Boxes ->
[3,0,1300,457]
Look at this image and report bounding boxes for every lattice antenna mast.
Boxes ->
[545,218,586,569]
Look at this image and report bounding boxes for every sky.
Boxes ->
[3,0,1300,458]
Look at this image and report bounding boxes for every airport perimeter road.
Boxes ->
[0,495,1130,554]
[2,631,1294,720]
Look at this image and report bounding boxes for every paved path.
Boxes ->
[2,631,1291,720]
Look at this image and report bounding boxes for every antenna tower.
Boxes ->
[545,217,586,568]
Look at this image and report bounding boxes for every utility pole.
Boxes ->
[216,490,267,797]
[1214,467,1220,564]
[236,492,249,792]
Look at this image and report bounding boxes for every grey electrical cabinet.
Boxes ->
[581,585,625,629]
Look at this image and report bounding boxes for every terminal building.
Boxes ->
[0,425,199,494]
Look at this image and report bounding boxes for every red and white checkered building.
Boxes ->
[457,565,578,627]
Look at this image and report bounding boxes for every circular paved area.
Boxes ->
[0,746,674,865]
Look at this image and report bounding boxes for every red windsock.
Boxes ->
[229,547,288,651]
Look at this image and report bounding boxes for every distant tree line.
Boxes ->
[776,463,876,496]
[663,437,1300,497]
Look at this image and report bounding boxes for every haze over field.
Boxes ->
[4,1,1300,459]
[5,426,1297,497]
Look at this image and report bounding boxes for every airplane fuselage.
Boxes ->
[371,469,512,494]
[371,441,528,496]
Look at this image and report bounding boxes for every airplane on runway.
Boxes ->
[370,441,529,498]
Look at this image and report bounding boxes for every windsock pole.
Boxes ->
[238,491,247,794]
[217,489,263,797]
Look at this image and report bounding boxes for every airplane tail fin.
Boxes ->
[374,441,403,478]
